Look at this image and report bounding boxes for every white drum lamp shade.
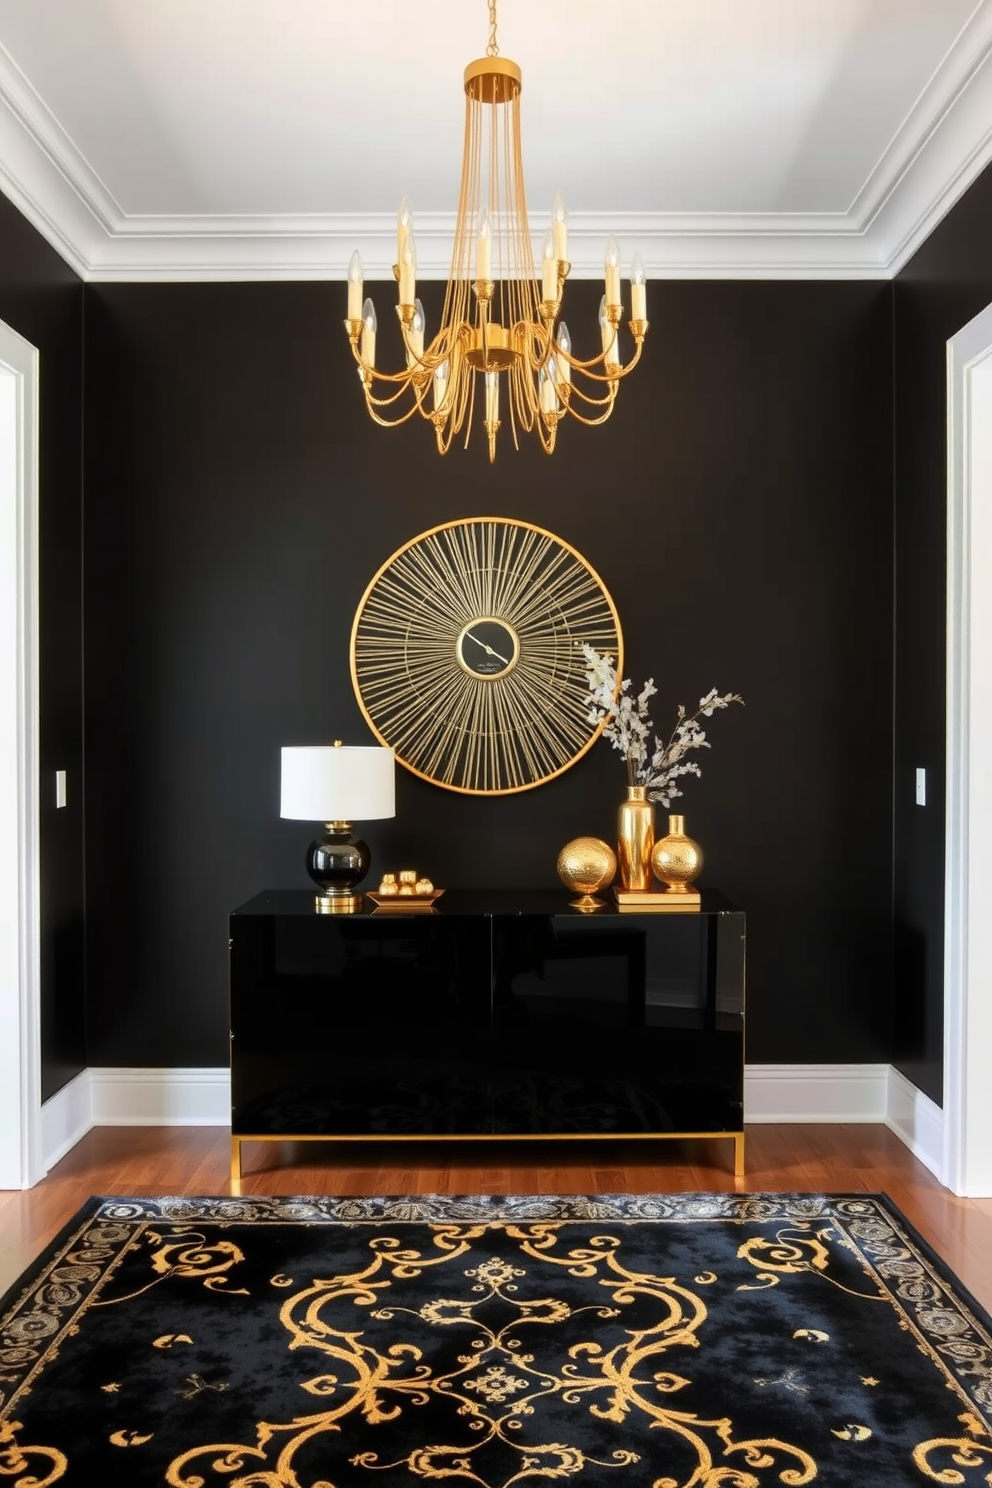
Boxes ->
[280,745,395,823]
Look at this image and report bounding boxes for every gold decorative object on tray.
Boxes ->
[369,869,442,911]
[556,836,616,910]
[367,890,445,912]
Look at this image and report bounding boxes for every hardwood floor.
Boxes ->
[3,1123,992,1316]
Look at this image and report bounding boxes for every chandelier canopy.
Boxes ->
[344,0,648,463]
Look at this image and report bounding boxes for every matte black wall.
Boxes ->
[0,193,85,1102]
[82,277,894,1070]
[892,166,992,1104]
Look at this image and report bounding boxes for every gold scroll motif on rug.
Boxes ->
[167,1223,817,1487]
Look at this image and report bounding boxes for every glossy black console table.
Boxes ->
[229,889,745,1182]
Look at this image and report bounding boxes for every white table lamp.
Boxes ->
[281,742,395,911]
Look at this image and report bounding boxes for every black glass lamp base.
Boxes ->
[306,825,370,913]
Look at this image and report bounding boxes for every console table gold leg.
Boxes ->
[734,1132,746,1178]
[230,1135,242,1193]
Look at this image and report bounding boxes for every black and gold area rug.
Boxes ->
[2,1193,991,1487]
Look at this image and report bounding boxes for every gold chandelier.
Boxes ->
[344,0,648,463]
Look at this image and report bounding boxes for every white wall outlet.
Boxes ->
[55,769,66,808]
[915,767,926,806]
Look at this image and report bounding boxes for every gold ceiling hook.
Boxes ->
[487,0,499,56]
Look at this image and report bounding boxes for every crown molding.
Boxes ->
[1,14,991,283]
[851,2,992,273]
[76,211,893,283]
[0,40,119,279]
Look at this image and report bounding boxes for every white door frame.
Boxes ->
[0,318,43,1189]
[944,300,992,1196]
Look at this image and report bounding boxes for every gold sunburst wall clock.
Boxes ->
[350,517,623,795]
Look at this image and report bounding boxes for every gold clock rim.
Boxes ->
[349,515,624,797]
[456,615,521,681]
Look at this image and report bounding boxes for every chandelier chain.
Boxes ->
[487,0,499,56]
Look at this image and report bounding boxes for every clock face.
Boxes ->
[350,517,623,796]
[456,617,519,679]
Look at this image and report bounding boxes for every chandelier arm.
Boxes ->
[561,385,620,427]
[508,357,538,431]
[433,416,459,454]
[462,366,479,451]
[560,378,618,411]
[511,320,555,374]
[362,393,431,429]
[557,345,623,376]
[607,335,647,380]
[533,411,558,453]
[430,336,472,429]
[349,343,426,393]
[399,320,467,376]
[410,376,436,422]
[361,374,430,409]
[558,333,647,385]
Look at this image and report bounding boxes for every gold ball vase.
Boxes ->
[556,837,617,909]
[651,814,704,896]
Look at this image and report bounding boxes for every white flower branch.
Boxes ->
[582,646,744,804]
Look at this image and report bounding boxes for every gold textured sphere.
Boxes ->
[556,837,617,896]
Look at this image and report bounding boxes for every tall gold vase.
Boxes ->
[617,785,655,892]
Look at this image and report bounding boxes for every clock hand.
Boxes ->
[466,630,511,666]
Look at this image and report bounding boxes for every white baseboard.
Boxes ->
[744,1063,890,1122]
[885,1065,944,1182]
[40,1064,945,1183]
[41,1069,93,1169]
[88,1067,231,1126]
[743,1062,945,1183]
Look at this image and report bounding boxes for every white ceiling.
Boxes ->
[0,0,991,282]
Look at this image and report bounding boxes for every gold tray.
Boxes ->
[614,886,700,912]
[367,890,445,912]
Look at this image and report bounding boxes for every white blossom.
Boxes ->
[582,644,743,801]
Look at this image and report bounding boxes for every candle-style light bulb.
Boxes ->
[399,232,417,306]
[552,191,568,261]
[539,362,558,415]
[630,251,647,321]
[408,297,425,364]
[433,357,449,411]
[361,297,377,368]
[347,250,364,321]
[541,230,557,303]
[477,208,493,281]
[604,235,621,308]
[598,294,616,362]
[556,321,572,385]
[397,195,413,266]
